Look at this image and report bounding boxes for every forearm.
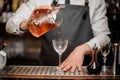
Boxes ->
[75,43,92,56]
[6,1,35,34]
[76,34,111,56]
[87,0,111,49]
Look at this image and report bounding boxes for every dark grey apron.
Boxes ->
[40,0,93,66]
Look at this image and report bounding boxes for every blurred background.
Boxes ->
[0,0,41,65]
[0,0,120,66]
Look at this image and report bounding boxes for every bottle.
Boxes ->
[18,0,24,8]
[28,0,62,37]
[87,44,101,74]
[2,0,12,23]
[28,17,58,37]
[28,11,63,37]
[12,0,18,12]
[118,42,120,74]
[0,0,4,14]
[112,42,120,75]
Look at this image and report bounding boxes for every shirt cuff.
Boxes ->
[13,18,25,34]
[0,50,6,56]
[6,17,25,35]
[86,33,111,49]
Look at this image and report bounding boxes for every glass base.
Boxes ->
[100,65,109,75]
[55,68,64,75]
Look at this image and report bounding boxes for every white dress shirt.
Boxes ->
[6,0,111,48]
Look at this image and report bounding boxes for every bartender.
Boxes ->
[6,0,110,72]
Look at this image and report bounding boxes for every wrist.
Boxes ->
[83,44,92,55]
[19,20,28,31]
[76,44,92,55]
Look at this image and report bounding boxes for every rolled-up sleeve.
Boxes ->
[86,0,111,48]
[6,17,24,34]
[6,0,36,35]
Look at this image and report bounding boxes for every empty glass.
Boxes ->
[100,43,111,74]
[52,34,68,75]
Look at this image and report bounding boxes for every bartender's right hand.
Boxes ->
[20,6,60,31]
[59,44,92,72]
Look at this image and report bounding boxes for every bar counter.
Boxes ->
[0,65,120,79]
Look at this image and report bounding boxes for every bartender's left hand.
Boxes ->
[58,44,92,72]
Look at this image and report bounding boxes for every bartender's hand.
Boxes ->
[59,44,92,72]
[20,6,60,31]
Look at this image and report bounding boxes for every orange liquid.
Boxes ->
[28,21,57,37]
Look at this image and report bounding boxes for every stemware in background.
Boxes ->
[52,33,68,75]
[100,43,111,74]
[116,0,119,8]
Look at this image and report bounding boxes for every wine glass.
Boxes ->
[28,9,63,37]
[52,35,68,75]
[100,43,111,74]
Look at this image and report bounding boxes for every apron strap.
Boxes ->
[65,0,70,4]
[85,0,89,6]
[65,0,89,6]
[51,0,59,6]
[51,0,89,20]
[83,0,89,20]
[51,0,71,6]
[52,0,89,6]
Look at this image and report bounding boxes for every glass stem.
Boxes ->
[103,57,107,65]
[59,53,62,66]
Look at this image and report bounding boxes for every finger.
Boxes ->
[46,9,52,13]
[32,9,41,15]
[34,7,52,13]
[36,10,41,14]
[59,61,66,69]
[38,6,60,10]
[37,5,52,9]
[77,64,82,71]
[53,6,61,10]
[56,66,61,70]
[62,65,71,72]
[35,9,46,14]
[70,65,76,72]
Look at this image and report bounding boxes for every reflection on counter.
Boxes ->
[0,66,120,79]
